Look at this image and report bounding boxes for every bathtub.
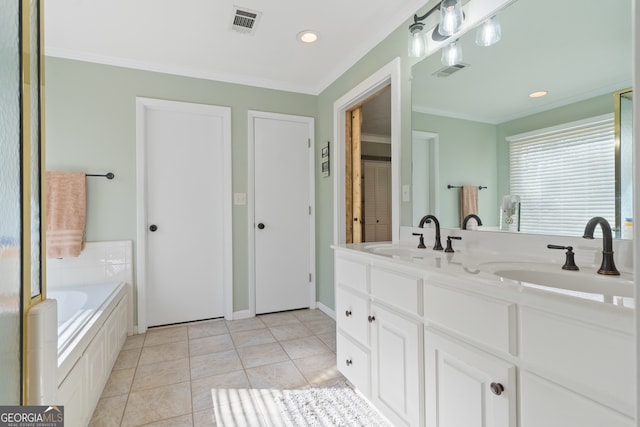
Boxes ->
[47,282,129,427]
[49,282,127,383]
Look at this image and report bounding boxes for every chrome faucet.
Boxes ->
[462,214,483,230]
[582,216,620,275]
[418,215,444,251]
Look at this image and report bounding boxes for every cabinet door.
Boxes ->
[370,303,422,427]
[425,330,516,427]
[520,371,635,427]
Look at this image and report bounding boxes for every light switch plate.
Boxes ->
[234,193,247,205]
[402,185,410,202]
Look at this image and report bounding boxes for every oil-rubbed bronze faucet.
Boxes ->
[419,215,444,251]
[582,216,620,275]
[462,214,483,230]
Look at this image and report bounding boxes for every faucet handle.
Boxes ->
[412,232,426,249]
[547,244,579,271]
[444,236,462,253]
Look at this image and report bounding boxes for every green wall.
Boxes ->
[45,58,317,313]
[411,112,499,228]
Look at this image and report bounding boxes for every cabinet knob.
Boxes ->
[490,382,505,396]
[368,315,376,323]
[345,310,352,317]
[346,359,353,366]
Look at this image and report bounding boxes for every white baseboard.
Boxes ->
[231,309,253,320]
[316,301,336,320]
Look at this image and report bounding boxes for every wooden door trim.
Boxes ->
[247,110,316,318]
[135,97,233,332]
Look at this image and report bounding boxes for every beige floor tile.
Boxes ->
[139,340,189,366]
[245,360,308,389]
[141,414,193,427]
[316,331,337,352]
[292,309,330,323]
[121,381,192,427]
[231,328,276,348]
[88,394,127,427]
[212,389,268,427]
[237,342,290,369]
[188,319,229,340]
[303,318,336,335]
[258,311,301,327]
[226,317,266,333]
[122,334,145,351]
[292,352,341,386]
[113,348,141,370]
[101,368,135,398]
[189,334,234,357]
[193,408,217,427]
[131,358,190,391]
[268,323,313,341]
[279,336,331,360]
[144,325,188,347]
[192,370,250,412]
[191,349,244,380]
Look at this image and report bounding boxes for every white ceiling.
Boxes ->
[43,0,428,95]
[411,0,633,124]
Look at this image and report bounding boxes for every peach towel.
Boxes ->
[46,171,86,258]
[460,185,479,227]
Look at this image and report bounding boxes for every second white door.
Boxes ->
[251,112,314,314]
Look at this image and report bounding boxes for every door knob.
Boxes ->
[149,224,158,232]
[257,223,265,230]
[490,382,505,396]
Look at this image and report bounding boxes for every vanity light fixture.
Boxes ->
[439,0,465,36]
[475,15,501,47]
[407,1,450,58]
[441,40,463,66]
[529,90,548,98]
[297,30,319,43]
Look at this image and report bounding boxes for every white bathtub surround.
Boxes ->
[27,240,134,425]
[47,240,134,333]
[27,299,58,404]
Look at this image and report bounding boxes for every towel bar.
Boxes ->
[86,173,115,179]
[448,185,486,190]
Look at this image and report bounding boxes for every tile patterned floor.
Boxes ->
[88,309,341,427]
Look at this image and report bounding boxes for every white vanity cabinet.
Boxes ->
[335,254,424,427]
[333,246,635,427]
[424,329,516,427]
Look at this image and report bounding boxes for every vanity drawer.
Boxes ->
[424,283,516,355]
[336,285,370,345]
[335,256,368,293]
[337,331,370,396]
[370,266,423,316]
[520,306,635,416]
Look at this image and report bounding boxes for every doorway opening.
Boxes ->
[345,86,392,243]
[333,58,401,245]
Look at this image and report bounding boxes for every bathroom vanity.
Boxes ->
[333,231,634,427]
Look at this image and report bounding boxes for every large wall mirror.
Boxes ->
[408,0,633,238]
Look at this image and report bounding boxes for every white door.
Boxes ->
[250,112,314,314]
[137,98,232,328]
[363,160,391,242]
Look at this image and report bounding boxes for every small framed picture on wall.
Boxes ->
[321,142,330,177]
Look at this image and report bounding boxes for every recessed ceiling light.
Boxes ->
[529,91,548,98]
[298,30,319,44]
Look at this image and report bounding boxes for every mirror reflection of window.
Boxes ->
[507,115,616,237]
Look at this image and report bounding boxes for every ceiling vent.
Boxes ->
[432,63,469,78]
[231,6,262,35]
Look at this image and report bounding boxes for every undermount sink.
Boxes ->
[364,243,441,259]
[478,261,634,297]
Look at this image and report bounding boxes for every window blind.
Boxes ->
[507,114,615,236]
